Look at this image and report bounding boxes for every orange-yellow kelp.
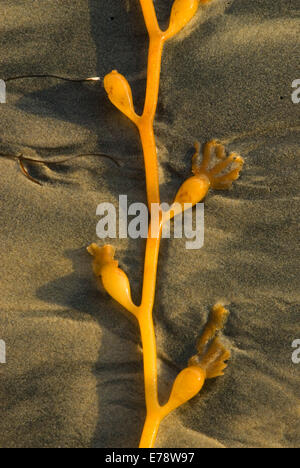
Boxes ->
[88,0,244,448]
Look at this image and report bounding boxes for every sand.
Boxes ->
[0,0,299,448]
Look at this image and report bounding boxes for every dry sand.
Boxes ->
[0,0,299,448]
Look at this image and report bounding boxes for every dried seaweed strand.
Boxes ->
[0,152,120,186]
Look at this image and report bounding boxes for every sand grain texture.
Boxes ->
[0,0,299,448]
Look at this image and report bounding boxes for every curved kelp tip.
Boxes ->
[162,365,206,416]
[165,0,213,41]
[104,71,139,125]
[87,244,139,317]
[165,0,200,40]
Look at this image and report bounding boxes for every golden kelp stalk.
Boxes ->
[88,0,244,448]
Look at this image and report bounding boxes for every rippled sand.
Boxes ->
[0,0,299,448]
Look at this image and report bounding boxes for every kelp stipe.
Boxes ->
[89,0,244,448]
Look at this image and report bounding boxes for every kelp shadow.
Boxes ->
[37,247,146,447]
[11,74,148,190]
